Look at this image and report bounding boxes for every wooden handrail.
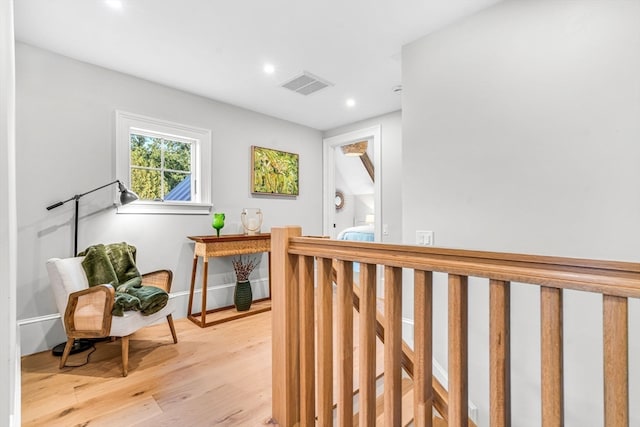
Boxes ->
[288,237,640,297]
[271,227,637,427]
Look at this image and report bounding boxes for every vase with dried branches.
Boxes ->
[232,255,258,311]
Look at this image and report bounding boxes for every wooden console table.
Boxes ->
[187,233,271,328]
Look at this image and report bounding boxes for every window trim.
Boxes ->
[115,110,212,215]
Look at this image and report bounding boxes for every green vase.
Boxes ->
[212,212,225,237]
[234,280,252,311]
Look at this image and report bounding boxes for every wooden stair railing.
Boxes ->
[347,270,453,424]
[352,377,415,427]
[271,226,639,427]
[348,268,477,427]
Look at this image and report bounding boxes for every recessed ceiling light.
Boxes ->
[346,98,356,108]
[263,63,275,74]
[105,0,123,10]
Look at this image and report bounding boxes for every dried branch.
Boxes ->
[232,255,259,282]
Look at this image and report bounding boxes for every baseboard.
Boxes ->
[18,277,270,356]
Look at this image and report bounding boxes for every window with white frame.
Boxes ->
[116,111,212,214]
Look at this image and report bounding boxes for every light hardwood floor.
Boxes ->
[21,297,414,426]
[21,313,275,427]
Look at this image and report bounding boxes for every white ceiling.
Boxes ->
[14,0,499,131]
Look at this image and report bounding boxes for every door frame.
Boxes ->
[323,125,381,241]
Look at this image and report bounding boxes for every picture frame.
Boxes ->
[251,146,299,196]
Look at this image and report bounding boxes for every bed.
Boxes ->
[337,225,374,272]
[336,224,375,242]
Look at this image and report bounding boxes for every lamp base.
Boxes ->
[51,339,93,357]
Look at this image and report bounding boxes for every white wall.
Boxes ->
[324,110,403,243]
[402,1,640,426]
[335,169,356,234]
[353,194,374,225]
[1,1,19,425]
[16,43,323,355]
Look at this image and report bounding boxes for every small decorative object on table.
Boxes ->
[241,208,263,235]
[212,212,225,237]
[232,255,259,311]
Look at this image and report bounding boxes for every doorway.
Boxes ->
[323,125,381,241]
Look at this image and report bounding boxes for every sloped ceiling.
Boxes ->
[335,143,374,196]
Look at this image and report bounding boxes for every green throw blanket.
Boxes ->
[79,243,169,316]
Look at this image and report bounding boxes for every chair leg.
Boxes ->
[121,335,130,377]
[59,337,75,369]
[166,314,178,344]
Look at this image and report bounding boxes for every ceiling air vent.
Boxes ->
[281,71,333,96]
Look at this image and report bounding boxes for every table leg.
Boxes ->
[201,258,209,327]
[187,254,198,318]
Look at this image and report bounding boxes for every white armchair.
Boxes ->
[46,257,178,376]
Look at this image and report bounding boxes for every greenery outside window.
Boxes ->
[116,111,212,214]
[130,132,193,201]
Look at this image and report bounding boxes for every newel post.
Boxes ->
[271,226,302,426]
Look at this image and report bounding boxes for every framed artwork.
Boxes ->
[251,146,299,196]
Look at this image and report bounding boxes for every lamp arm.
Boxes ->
[46,195,79,210]
[78,180,121,198]
[46,180,122,211]
[46,200,67,210]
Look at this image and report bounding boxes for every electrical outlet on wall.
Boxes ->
[416,230,434,246]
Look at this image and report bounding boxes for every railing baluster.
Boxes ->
[414,270,433,427]
[271,226,302,426]
[449,274,469,427]
[336,260,354,427]
[384,266,403,427]
[490,279,511,427]
[317,257,334,426]
[299,255,315,425]
[603,295,628,427]
[359,263,377,426]
[540,286,564,427]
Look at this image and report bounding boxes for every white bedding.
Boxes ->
[337,224,375,242]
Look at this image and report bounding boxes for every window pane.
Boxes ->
[164,140,191,172]
[131,167,163,201]
[164,172,191,201]
[130,134,161,168]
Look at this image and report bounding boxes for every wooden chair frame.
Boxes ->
[59,269,178,376]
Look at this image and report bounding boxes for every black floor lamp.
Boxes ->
[46,179,138,256]
[46,179,138,356]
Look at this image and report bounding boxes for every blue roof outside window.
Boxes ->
[164,175,191,201]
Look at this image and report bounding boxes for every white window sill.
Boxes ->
[117,201,212,215]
